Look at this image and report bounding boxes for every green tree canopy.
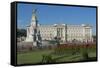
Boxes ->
[17,29,26,37]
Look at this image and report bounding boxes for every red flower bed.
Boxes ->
[53,43,96,55]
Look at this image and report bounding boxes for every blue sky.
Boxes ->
[17,3,96,35]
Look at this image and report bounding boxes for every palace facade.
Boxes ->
[25,10,93,44]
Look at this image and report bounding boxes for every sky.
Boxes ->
[17,3,97,35]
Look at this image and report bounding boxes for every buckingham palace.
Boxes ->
[25,10,93,45]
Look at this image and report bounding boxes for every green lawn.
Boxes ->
[17,48,96,65]
[17,50,53,64]
[56,52,96,62]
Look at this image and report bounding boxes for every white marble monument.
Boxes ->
[25,9,42,47]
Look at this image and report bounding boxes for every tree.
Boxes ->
[17,29,27,37]
[92,35,96,42]
[54,36,61,46]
